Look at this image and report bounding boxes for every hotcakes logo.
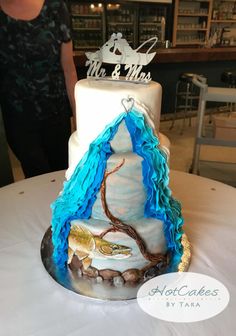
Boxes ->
[137,272,230,323]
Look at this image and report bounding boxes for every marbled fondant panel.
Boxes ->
[70,217,166,272]
[110,120,133,153]
[91,151,146,221]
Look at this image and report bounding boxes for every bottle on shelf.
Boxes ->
[212,2,219,20]
[161,17,166,42]
[233,1,236,20]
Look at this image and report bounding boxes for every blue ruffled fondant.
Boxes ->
[51,113,126,267]
[125,110,184,267]
[51,108,184,269]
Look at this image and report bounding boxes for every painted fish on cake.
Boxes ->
[68,225,132,269]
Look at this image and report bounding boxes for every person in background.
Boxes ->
[0,0,78,178]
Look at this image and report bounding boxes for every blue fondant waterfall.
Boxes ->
[51,109,184,269]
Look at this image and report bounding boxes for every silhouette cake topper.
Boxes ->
[85,33,158,83]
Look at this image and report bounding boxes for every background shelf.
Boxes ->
[173,0,213,47]
[69,0,172,50]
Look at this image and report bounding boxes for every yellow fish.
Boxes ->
[68,225,132,269]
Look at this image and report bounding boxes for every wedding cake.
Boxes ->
[51,78,187,281]
[46,34,190,299]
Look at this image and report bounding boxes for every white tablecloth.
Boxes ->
[0,170,235,336]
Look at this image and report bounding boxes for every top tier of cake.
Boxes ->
[67,78,162,178]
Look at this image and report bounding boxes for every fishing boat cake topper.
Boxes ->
[85,32,158,83]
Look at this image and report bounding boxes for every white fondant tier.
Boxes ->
[70,218,166,272]
[67,130,170,179]
[68,124,170,221]
[67,78,162,178]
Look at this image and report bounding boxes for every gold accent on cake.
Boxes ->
[178,233,191,272]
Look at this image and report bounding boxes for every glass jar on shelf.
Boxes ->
[233,1,236,20]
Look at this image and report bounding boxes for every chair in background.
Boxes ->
[170,73,201,134]
[190,75,236,186]
[221,70,236,88]
[221,70,236,112]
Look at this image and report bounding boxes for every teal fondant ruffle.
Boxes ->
[125,110,184,265]
[51,113,125,266]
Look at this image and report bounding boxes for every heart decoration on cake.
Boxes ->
[121,97,134,113]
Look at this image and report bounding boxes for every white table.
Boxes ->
[0,170,236,336]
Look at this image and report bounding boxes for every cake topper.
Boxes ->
[85,33,158,83]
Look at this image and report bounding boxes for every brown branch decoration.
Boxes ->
[100,159,167,264]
